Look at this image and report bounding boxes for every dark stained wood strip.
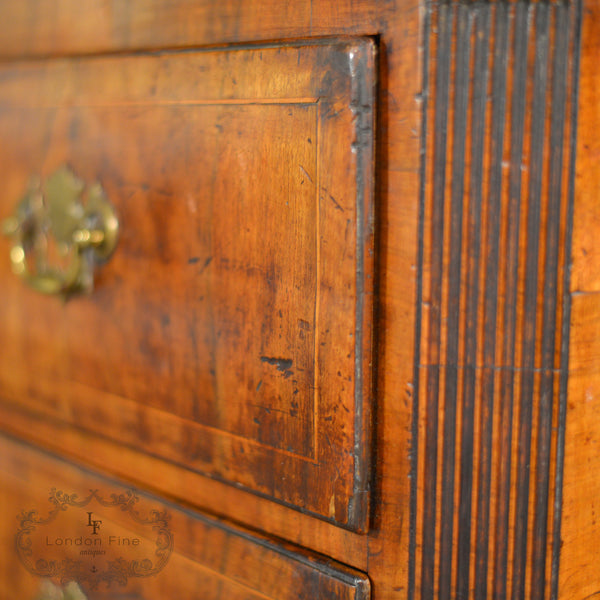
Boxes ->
[421,2,453,597]
[349,40,377,532]
[474,3,509,598]
[439,4,471,598]
[512,5,551,598]
[551,0,583,597]
[531,4,570,598]
[493,3,530,597]
[408,0,433,592]
[455,4,490,598]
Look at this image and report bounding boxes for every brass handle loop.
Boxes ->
[1,166,118,297]
[35,580,88,600]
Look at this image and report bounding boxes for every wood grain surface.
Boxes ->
[0,432,370,600]
[559,0,600,598]
[6,0,597,598]
[0,0,417,597]
[0,40,376,531]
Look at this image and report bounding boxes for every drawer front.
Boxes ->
[0,41,375,529]
[0,433,370,599]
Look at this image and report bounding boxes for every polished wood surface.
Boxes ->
[0,2,419,596]
[0,40,375,530]
[0,432,369,600]
[1,0,599,599]
[560,1,600,598]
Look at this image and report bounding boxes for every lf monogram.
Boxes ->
[87,512,102,535]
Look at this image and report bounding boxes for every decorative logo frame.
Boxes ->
[16,488,173,590]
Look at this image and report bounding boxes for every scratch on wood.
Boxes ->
[298,319,311,330]
[260,356,293,371]
[199,256,213,273]
[188,256,213,274]
[322,189,344,212]
[299,164,314,183]
[250,403,291,416]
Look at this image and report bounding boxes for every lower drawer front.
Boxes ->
[0,433,370,600]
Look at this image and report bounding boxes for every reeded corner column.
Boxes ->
[410,1,582,598]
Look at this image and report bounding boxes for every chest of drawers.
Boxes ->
[0,1,599,599]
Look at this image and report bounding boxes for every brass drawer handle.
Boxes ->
[1,166,118,297]
[35,580,88,600]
